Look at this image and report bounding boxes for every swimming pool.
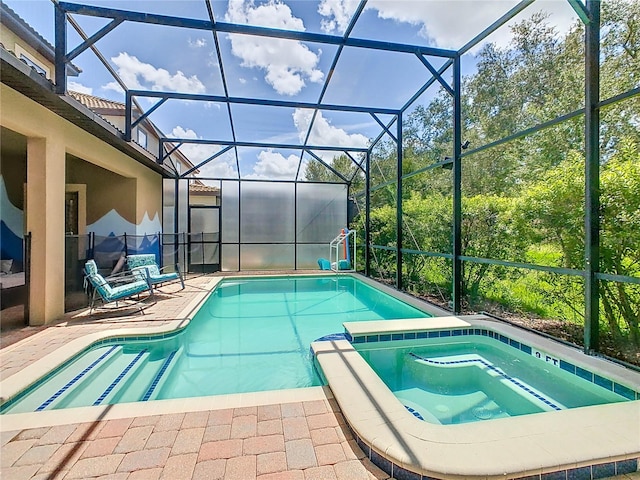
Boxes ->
[357,335,630,424]
[1,275,432,414]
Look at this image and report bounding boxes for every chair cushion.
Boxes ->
[148,272,178,283]
[130,266,148,282]
[85,260,98,275]
[108,280,149,301]
[90,273,114,299]
[317,258,331,270]
[146,265,161,277]
[126,254,156,269]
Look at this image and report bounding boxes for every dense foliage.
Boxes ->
[307,1,640,362]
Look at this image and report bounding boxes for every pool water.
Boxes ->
[2,276,430,414]
[357,336,629,424]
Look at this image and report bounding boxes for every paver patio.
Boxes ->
[1,275,638,480]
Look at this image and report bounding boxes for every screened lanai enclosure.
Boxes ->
[51,0,639,366]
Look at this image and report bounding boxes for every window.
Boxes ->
[137,129,148,149]
[15,45,50,78]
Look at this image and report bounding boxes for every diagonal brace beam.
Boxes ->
[65,18,123,62]
[416,54,454,97]
[306,150,350,183]
[181,145,234,178]
[132,97,168,129]
[370,113,397,143]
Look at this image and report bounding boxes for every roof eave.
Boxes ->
[1,49,167,177]
[0,2,81,76]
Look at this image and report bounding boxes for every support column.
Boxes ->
[396,113,403,290]
[452,55,463,313]
[584,0,601,353]
[27,137,66,325]
[365,151,371,277]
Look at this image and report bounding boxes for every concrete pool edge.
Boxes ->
[312,316,640,479]
[0,385,334,431]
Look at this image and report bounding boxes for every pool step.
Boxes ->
[25,346,181,412]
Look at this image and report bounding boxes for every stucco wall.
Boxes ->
[66,155,136,227]
[0,83,162,323]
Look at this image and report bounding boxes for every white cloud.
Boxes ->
[189,37,207,48]
[168,126,237,178]
[293,109,369,149]
[239,77,247,84]
[319,0,577,53]
[225,0,324,95]
[245,149,302,179]
[68,81,93,95]
[102,52,206,94]
[318,0,360,33]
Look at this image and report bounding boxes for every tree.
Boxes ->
[304,153,365,194]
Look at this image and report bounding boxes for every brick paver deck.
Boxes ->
[2,274,638,480]
[0,274,391,479]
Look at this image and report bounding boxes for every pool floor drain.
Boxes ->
[472,407,493,420]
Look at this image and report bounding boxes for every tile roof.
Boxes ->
[189,182,220,194]
[68,91,127,111]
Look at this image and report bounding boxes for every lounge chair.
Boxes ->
[126,254,185,290]
[84,259,152,313]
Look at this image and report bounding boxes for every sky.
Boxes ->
[5,0,579,181]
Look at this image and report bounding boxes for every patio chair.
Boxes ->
[126,254,185,291]
[83,259,153,314]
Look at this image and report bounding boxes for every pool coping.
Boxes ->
[311,316,640,479]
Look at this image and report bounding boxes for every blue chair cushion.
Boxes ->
[126,254,156,269]
[148,272,179,283]
[107,280,149,301]
[85,259,98,275]
[317,258,331,270]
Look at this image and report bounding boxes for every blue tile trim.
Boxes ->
[560,360,575,374]
[36,345,120,412]
[409,352,562,411]
[594,374,613,391]
[141,350,178,401]
[613,382,636,400]
[93,350,147,406]
[615,458,638,475]
[576,366,593,382]
[393,464,421,480]
[370,448,392,474]
[404,405,424,421]
[592,461,616,479]
[315,332,350,342]
[566,466,591,480]
[541,471,566,480]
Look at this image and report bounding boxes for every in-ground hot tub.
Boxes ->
[356,330,632,425]
[312,315,640,480]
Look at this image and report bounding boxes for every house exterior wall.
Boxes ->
[0,28,53,79]
[1,83,162,324]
